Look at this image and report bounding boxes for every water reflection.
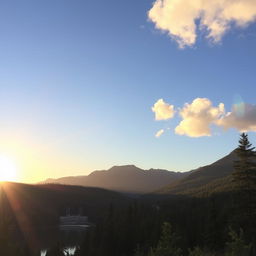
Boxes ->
[39,225,87,256]
[41,247,76,256]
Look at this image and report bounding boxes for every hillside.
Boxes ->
[0,182,131,252]
[42,165,189,194]
[1,182,129,228]
[157,150,237,196]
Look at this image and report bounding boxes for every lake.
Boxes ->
[38,225,88,256]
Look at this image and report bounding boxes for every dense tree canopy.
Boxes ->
[232,133,256,239]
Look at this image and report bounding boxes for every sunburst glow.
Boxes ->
[0,155,18,182]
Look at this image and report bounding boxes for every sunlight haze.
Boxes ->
[0,0,255,183]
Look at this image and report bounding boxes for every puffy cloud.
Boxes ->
[152,97,256,138]
[217,103,256,132]
[152,99,175,120]
[155,129,165,138]
[175,98,225,137]
[148,0,256,48]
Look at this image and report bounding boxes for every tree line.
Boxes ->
[74,133,256,256]
[0,133,256,255]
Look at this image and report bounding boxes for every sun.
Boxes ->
[0,155,18,182]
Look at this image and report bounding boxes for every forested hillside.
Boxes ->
[1,134,256,256]
[156,150,237,196]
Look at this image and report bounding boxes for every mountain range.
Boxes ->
[42,150,237,195]
[43,166,189,194]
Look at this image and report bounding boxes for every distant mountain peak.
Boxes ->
[41,165,187,194]
[41,150,238,195]
[109,165,140,170]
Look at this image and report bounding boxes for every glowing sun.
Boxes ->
[0,155,18,182]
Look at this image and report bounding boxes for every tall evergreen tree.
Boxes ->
[148,222,182,256]
[225,227,252,256]
[232,133,256,238]
[233,133,256,189]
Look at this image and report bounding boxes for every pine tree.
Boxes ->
[232,133,256,238]
[225,227,251,256]
[149,222,182,256]
[233,133,256,190]
[188,247,204,256]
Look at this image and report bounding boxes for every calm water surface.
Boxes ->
[39,226,87,255]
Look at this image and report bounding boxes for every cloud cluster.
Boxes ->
[152,98,256,137]
[175,98,225,137]
[152,99,175,120]
[148,0,256,47]
[217,103,256,132]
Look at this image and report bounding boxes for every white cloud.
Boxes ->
[148,0,256,48]
[152,99,175,120]
[217,103,256,132]
[155,129,165,138]
[152,97,256,138]
[175,98,225,137]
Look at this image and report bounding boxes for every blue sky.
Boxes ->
[0,0,256,182]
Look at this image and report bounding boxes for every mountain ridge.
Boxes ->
[41,150,238,196]
[42,165,190,194]
[156,150,237,196]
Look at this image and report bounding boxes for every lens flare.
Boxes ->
[233,94,245,117]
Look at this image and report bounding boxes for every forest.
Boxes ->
[0,133,255,256]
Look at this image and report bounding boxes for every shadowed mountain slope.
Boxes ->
[157,150,237,196]
[1,182,128,228]
[42,165,189,194]
[0,182,130,251]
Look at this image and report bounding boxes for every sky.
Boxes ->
[0,0,256,183]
